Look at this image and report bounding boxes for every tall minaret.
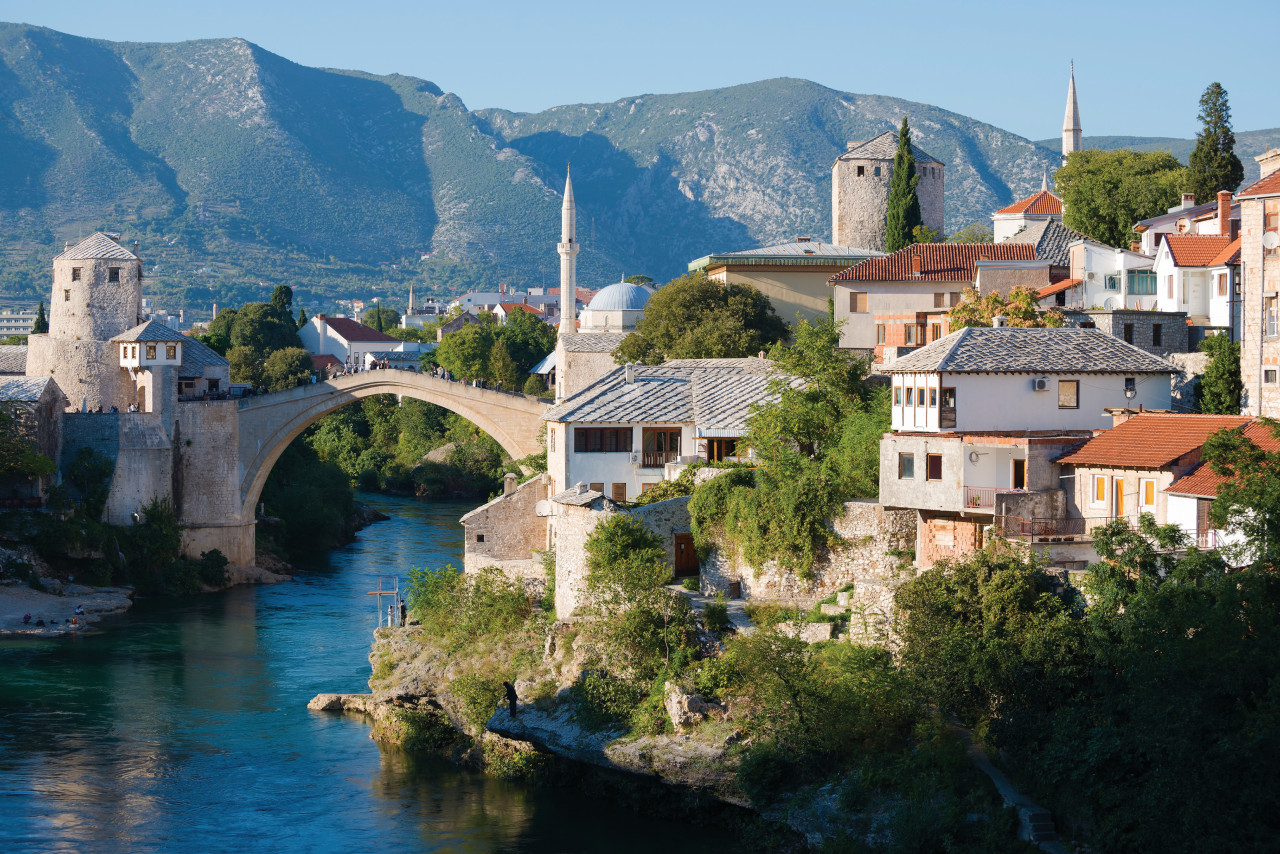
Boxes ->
[407,280,416,317]
[557,167,578,336]
[1062,62,1082,162]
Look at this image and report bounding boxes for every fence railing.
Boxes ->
[997,515,1134,542]
[640,450,679,468]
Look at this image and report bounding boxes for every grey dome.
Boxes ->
[586,282,652,312]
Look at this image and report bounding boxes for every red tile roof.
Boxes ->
[1165,234,1235,268]
[499,302,545,316]
[1037,277,1081,298]
[1238,170,1280,199]
[310,353,342,370]
[996,190,1063,216]
[1209,237,1241,266]
[318,315,399,343]
[1166,421,1280,497]
[830,243,1038,283]
[1056,413,1252,469]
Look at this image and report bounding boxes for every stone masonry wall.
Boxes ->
[461,475,548,583]
[27,337,137,412]
[701,500,916,643]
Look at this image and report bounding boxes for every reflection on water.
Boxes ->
[0,494,724,852]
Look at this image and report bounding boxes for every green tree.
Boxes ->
[0,408,56,479]
[227,302,303,355]
[296,307,308,329]
[487,339,519,389]
[435,320,496,380]
[947,222,994,243]
[495,307,556,374]
[262,347,314,392]
[912,224,940,244]
[947,285,1066,329]
[227,345,263,386]
[1202,419,1280,561]
[1187,82,1244,203]
[363,305,400,332]
[32,300,47,334]
[624,274,653,284]
[1056,149,1186,247]
[1196,333,1241,414]
[522,374,547,396]
[884,116,923,253]
[270,284,293,317]
[614,272,788,365]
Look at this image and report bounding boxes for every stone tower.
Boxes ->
[26,232,142,411]
[557,167,578,335]
[1062,62,1082,161]
[832,131,945,251]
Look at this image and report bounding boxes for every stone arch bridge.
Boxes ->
[178,372,548,567]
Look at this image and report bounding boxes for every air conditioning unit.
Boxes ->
[629,452,641,464]
[1031,377,1050,392]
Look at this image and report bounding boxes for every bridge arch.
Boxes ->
[234,372,549,522]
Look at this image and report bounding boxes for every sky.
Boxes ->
[2,0,1277,140]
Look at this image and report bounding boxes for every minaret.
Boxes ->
[1062,62,1082,162]
[407,280,416,317]
[557,167,578,336]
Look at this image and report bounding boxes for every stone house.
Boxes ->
[831,132,945,252]
[0,376,67,500]
[829,243,1037,359]
[878,326,1176,569]
[1234,149,1280,416]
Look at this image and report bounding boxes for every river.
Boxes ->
[0,493,725,853]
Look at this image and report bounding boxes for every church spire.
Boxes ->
[557,166,578,336]
[1062,61,1082,161]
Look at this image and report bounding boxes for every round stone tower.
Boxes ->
[832,131,945,250]
[27,232,143,411]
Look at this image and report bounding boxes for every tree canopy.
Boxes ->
[947,285,1066,329]
[1187,82,1244,203]
[613,272,788,365]
[1055,149,1186,247]
[1196,332,1241,414]
[946,222,993,244]
[363,305,400,332]
[884,116,923,253]
[206,301,304,383]
[32,301,47,334]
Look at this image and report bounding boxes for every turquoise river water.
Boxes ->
[0,493,726,852]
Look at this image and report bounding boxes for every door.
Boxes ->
[1113,476,1125,520]
[1011,459,1026,490]
[674,533,698,577]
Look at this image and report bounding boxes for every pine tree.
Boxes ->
[1187,83,1244,204]
[32,300,48,334]
[885,116,923,253]
[296,307,308,329]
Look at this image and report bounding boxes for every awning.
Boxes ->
[696,427,747,438]
[529,351,557,375]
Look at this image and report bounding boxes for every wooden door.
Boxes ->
[674,533,698,577]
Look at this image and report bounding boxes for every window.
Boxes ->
[926,454,942,480]
[1140,478,1157,510]
[165,344,176,360]
[1012,459,1026,490]
[893,386,902,405]
[1166,275,1174,299]
[1124,377,1136,397]
[929,388,938,407]
[611,483,627,502]
[1266,370,1277,384]
[1152,324,1163,346]
[476,534,484,543]
[549,428,555,452]
[934,292,946,309]
[1216,274,1228,297]
[1092,475,1107,505]
[856,165,865,177]
[145,344,156,360]
[1104,274,1120,290]
[930,323,942,341]
[574,428,633,453]
[1123,323,1134,344]
[64,289,71,302]
[641,428,681,467]
[904,324,917,346]
[121,345,128,360]
[708,438,738,462]
[898,452,915,479]
[1266,200,1279,256]
[71,267,82,281]
[108,267,120,283]
[876,325,886,345]
[1127,270,1157,295]
[917,387,927,406]
[849,291,868,313]
[589,482,605,494]
[873,166,881,177]
[1058,380,1079,409]
[950,291,964,307]
[940,387,956,408]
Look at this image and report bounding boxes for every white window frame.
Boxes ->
[1139,477,1157,513]
[1090,475,1108,507]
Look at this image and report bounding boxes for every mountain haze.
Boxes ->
[0,23,1267,314]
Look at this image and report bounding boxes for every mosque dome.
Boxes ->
[585,282,652,312]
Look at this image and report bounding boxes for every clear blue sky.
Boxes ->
[2,0,1276,139]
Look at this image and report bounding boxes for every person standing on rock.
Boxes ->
[502,681,518,718]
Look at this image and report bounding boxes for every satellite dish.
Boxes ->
[1104,297,1118,310]
[1265,232,1280,251]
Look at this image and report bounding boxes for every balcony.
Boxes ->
[1197,529,1225,549]
[962,486,1022,510]
[998,515,1135,542]
[640,450,679,468]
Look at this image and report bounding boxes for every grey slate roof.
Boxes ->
[54,233,138,261]
[886,327,1176,374]
[0,376,54,402]
[543,357,796,435]
[560,332,629,353]
[0,345,27,374]
[836,131,942,164]
[111,320,186,343]
[550,484,609,507]
[178,337,229,374]
[712,241,880,259]
[1003,219,1096,268]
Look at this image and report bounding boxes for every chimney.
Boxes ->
[1217,191,1232,236]
[503,472,517,496]
[1130,241,1141,253]
[910,253,923,276]
[992,315,1007,327]
[317,313,328,349]
[625,363,636,383]
[1181,193,1196,209]
[1258,148,1280,180]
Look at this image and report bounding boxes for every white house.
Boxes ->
[1039,240,1155,311]
[299,314,418,368]
[1150,233,1240,333]
[992,182,1063,242]
[542,357,787,500]
[1132,191,1238,255]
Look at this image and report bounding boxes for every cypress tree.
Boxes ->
[296,307,308,329]
[885,116,923,253]
[32,300,48,334]
[1187,83,1244,203]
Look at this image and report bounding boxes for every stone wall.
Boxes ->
[174,401,254,565]
[461,475,549,582]
[27,337,137,412]
[1168,351,1208,412]
[1067,309,1191,357]
[701,500,916,643]
[916,512,986,569]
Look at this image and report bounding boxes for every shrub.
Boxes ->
[197,549,229,587]
[681,576,699,591]
[482,738,546,781]
[396,707,460,753]
[406,564,534,642]
[451,673,504,732]
[704,593,731,633]
[570,670,644,731]
[737,742,803,804]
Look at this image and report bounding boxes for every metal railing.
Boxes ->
[1197,529,1225,549]
[997,515,1129,542]
[963,486,1016,509]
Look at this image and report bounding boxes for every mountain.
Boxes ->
[0,23,1267,316]
[1033,130,1280,183]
